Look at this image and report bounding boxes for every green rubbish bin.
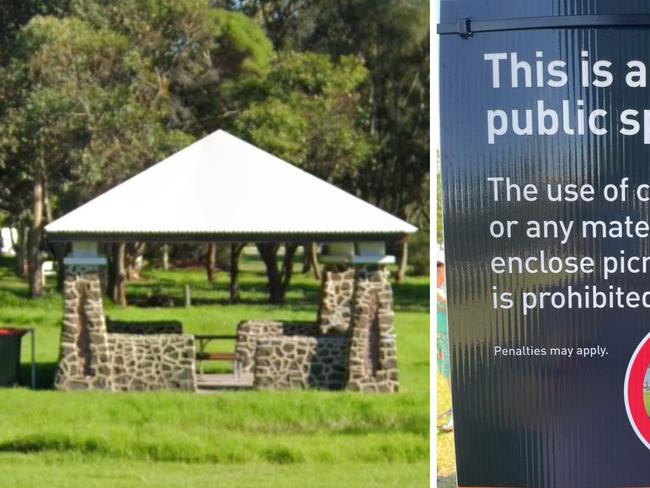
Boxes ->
[0,328,32,387]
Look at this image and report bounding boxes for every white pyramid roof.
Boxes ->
[45,130,416,241]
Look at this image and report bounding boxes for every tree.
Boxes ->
[229,51,371,302]
[0,0,71,52]
[231,1,429,281]
[74,0,273,137]
[0,14,190,297]
[257,243,298,304]
[232,0,312,49]
[232,51,370,182]
[0,0,273,300]
[229,243,246,302]
[307,1,429,213]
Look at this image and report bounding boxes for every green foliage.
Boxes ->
[0,0,276,218]
[74,0,273,135]
[232,50,372,186]
[289,0,430,219]
[212,8,273,76]
[236,98,309,163]
[409,230,430,276]
[0,13,187,211]
[0,0,71,50]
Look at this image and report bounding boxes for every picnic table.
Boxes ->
[194,334,238,376]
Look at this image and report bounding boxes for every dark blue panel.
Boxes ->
[440,5,650,487]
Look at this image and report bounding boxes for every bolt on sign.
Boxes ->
[439,2,650,487]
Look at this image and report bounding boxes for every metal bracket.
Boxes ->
[458,17,472,38]
[438,14,650,37]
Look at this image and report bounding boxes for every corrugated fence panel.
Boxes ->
[440,1,650,486]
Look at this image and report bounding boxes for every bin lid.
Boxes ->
[0,328,29,337]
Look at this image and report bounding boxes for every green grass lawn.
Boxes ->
[0,255,430,487]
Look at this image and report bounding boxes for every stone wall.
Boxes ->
[56,263,399,393]
[55,265,114,391]
[317,265,354,334]
[253,336,348,390]
[55,264,196,392]
[109,334,195,391]
[235,320,318,374]
[347,267,399,393]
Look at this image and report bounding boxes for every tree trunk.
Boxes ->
[43,174,53,224]
[302,244,311,274]
[229,243,245,303]
[15,219,28,279]
[257,243,282,304]
[396,240,408,283]
[125,242,145,280]
[111,243,127,307]
[206,243,216,283]
[308,242,321,280]
[28,175,44,298]
[281,243,299,295]
[257,243,298,304]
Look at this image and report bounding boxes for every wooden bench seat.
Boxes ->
[194,334,239,376]
[196,352,236,361]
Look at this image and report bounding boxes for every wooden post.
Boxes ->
[185,285,192,308]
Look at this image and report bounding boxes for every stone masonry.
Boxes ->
[254,336,348,390]
[235,321,318,374]
[346,267,399,393]
[109,334,195,391]
[55,264,196,392]
[318,265,355,334]
[55,265,114,391]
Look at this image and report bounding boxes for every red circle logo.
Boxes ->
[624,332,650,449]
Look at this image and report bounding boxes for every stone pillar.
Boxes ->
[346,266,399,393]
[317,265,355,334]
[55,245,113,391]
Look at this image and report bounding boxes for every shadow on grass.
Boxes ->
[126,294,319,310]
[126,276,429,312]
[393,281,430,312]
[18,362,57,390]
[126,279,321,309]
